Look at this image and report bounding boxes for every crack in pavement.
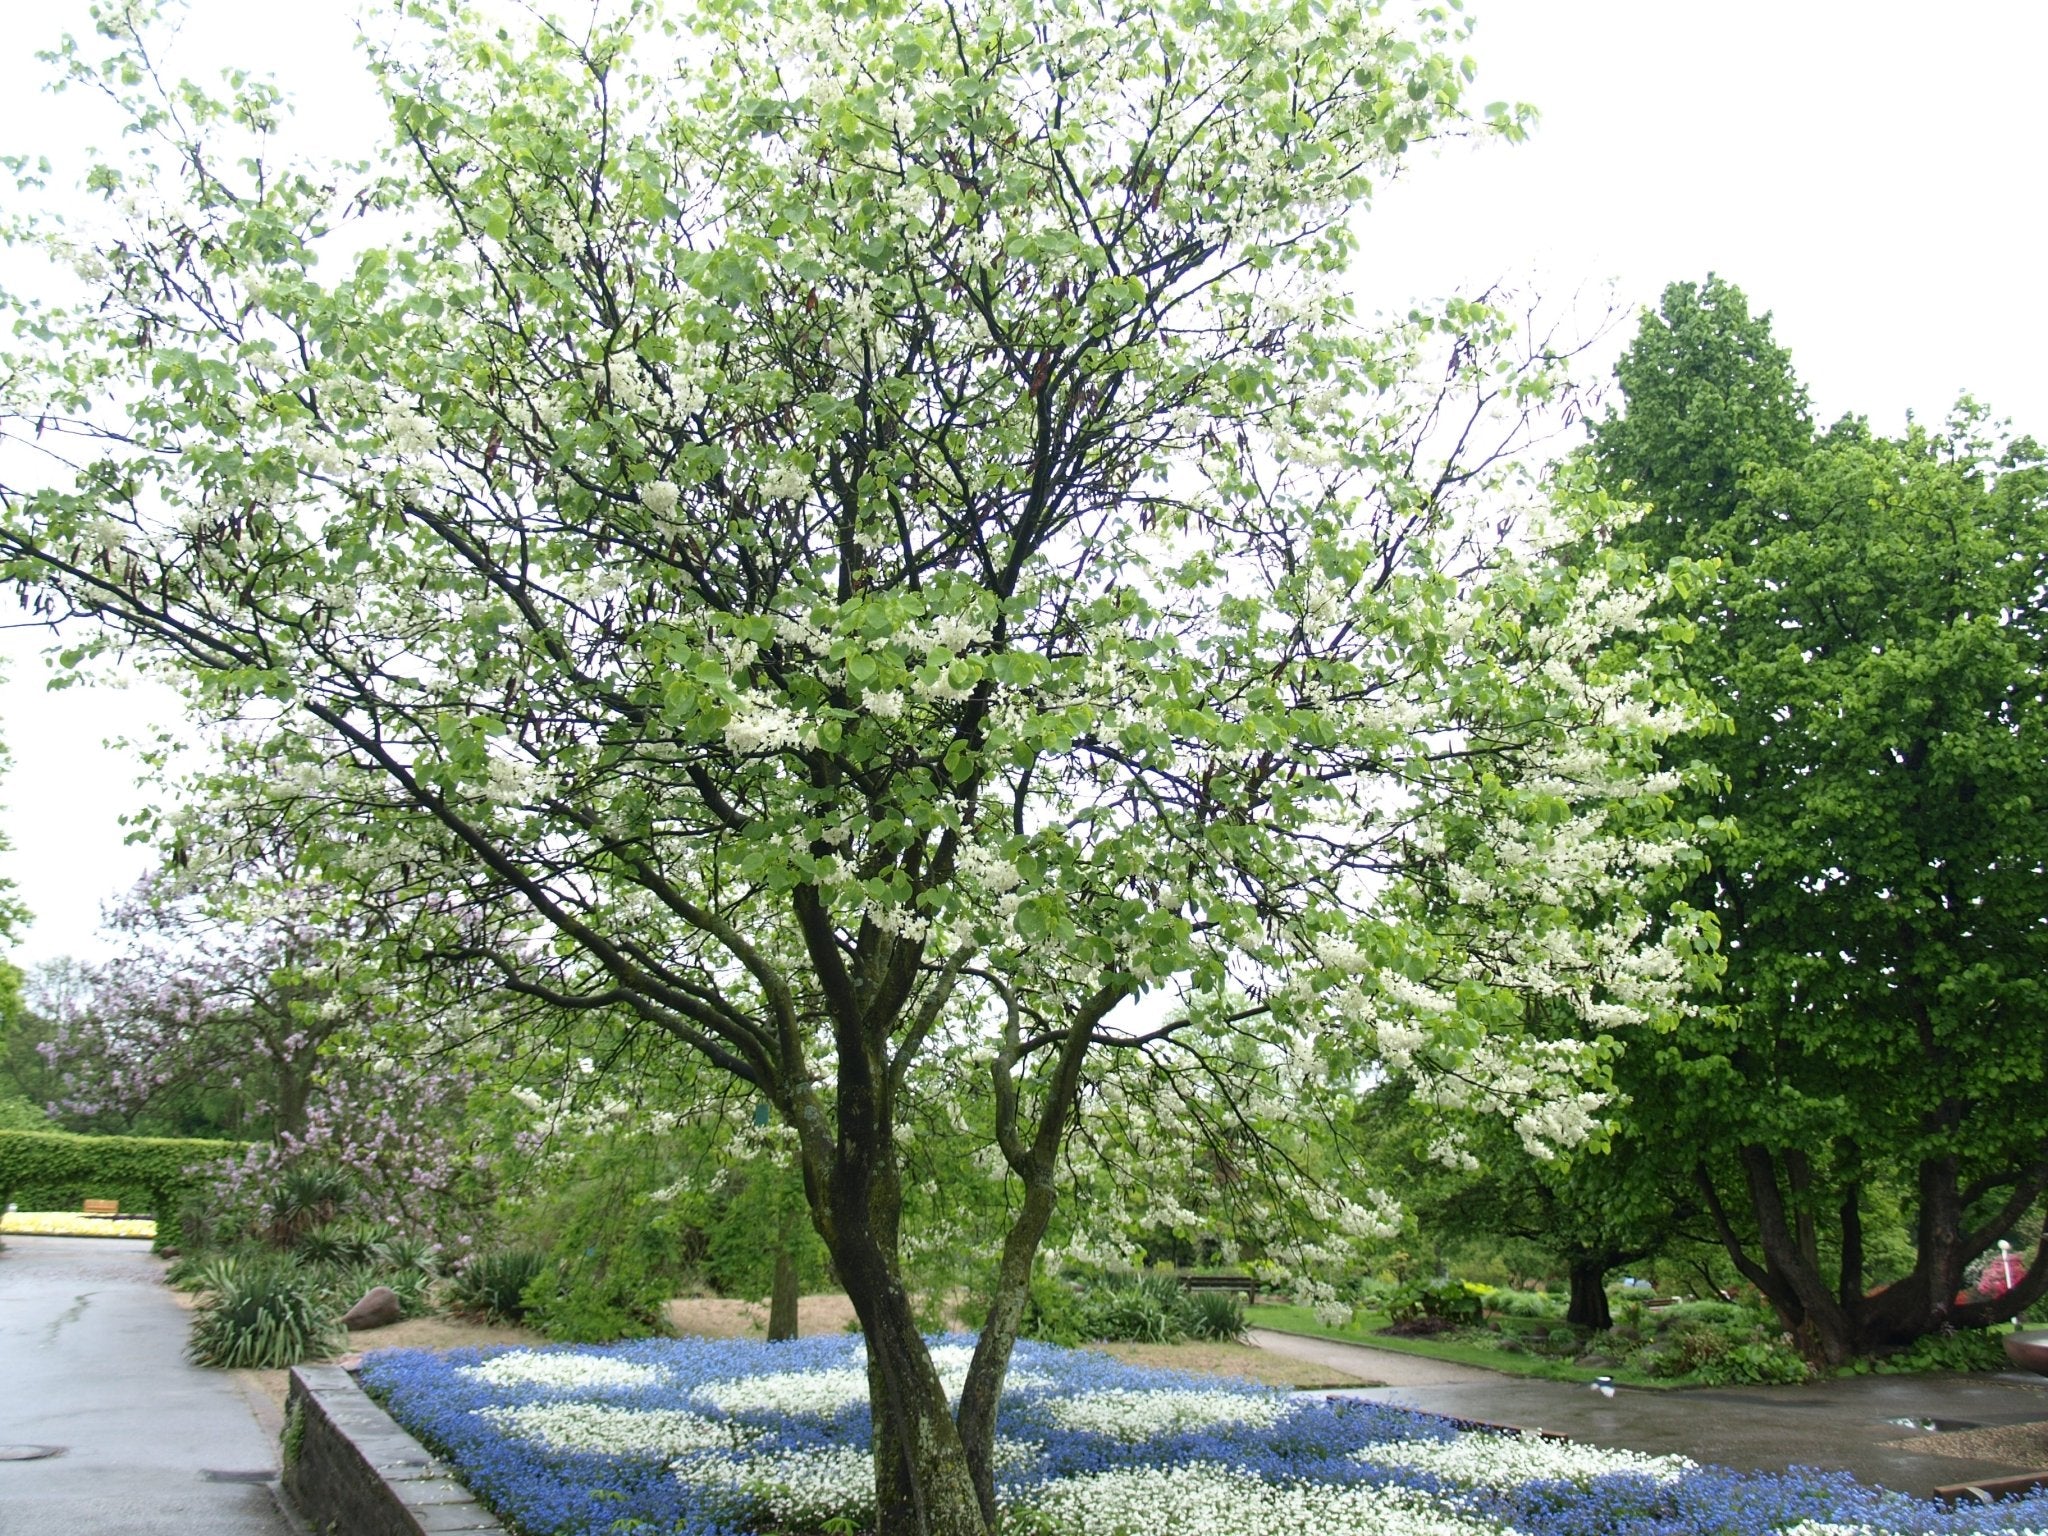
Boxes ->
[43,1290,96,1346]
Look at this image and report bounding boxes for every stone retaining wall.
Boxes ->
[282,1364,504,1535]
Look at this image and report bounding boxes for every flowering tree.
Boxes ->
[1,3,1707,1529]
[27,813,489,1239]
[37,871,346,1138]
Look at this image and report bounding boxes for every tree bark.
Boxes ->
[1567,1258,1613,1331]
[1739,1144,1857,1363]
[955,1175,1058,1521]
[767,1243,799,1342]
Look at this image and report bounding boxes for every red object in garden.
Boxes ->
[2004,1331,2048,1377]
[1976,1256,2028,1301]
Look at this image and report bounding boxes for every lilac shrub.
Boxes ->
[358,1337,2048,1536]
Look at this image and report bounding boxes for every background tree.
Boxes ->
[1592,277,2048,1361]
[37,868,353,1139]
[1,4,1705,1530]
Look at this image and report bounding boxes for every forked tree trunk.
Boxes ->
[1701,1146,2048,1364]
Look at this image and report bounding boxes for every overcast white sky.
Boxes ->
[0,0,2043,966]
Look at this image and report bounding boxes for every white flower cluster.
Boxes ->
[1425,1134,1479,1172]
[694,1345,1044,1418]
[639,481,681,520]
[955,843,1022,895]
[458,1351,667,1393]
[1355,1432,1696,1486]
[1040,1389,1297,1441]
[378,401,438,456]
[482,1403,753,1457]
[1021,1464,1503,1536]
[483,755,531,807]
[724,699,803,754]
[677,1444,872,1528]
[864,903,931,942]
[695,1365,871,1416]
[757,464,810,500]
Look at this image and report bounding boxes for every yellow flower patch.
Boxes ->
[0,1210,158,1238]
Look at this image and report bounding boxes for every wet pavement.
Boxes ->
[0,1234,291,1535]
[1254,1326,2048,1496]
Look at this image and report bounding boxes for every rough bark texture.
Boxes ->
[767,1245,799,1342]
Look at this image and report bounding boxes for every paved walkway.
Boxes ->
[0,1234,291,1536]
[1253,1325,2048,1496]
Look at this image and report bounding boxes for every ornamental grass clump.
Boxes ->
[447,1247,549,1325]
[187,1257,342,1369]
[356,1335,2048,1536]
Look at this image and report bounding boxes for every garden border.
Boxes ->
[282,1364,505,1535]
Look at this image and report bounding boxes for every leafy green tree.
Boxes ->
[1593,278,2048,1362]
[0,4,1706,1527]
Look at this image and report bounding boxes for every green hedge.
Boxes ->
[0,1129,242,1250]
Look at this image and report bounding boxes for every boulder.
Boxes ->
[2005,1330,2048,1378]
[340,1285,403,1331]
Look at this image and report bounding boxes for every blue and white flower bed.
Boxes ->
[358,1336,2048,1536]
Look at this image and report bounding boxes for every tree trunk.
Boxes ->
[1739,1144,1857,1363]
[767,1244,799,1342]
[1566,1258,1612,1331]
[955,1175,1058,1522]
[836,1228,985,1536]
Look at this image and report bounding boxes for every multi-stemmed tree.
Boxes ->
[2,3,1706,1528]
[1592,278,2048,1361]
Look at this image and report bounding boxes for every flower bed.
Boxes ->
[0,1209,158,1239]
[359,1336,2048,1536]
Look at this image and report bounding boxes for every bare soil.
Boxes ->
[1087,1339,1377,1390]
[664,1292,863,1338]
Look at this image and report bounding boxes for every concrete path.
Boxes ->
[1246,1326,1501,1387]
[1250,1325,2048,1496]
[0,1234,292,1536]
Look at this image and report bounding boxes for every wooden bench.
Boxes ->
[1178,1274,1259,1304]
[81,1199,120,1219]
[1936,1470,2048,1505]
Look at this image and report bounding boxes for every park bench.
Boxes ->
[81,1199,120,1219]
[1178,1274,1259,1304]
[1936,1470,2048,1505]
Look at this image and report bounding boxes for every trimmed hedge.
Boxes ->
[0,1129,242,1250]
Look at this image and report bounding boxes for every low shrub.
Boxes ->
[1488,1290,1565,1320]
[1655,1299,1748,1327]
[1016,1274,1086,1347]
[1185,1288,1247,1342]
[1690,1333,1810,1385]
[1871,1328,2009,1375]
[520,1243,676,1343]
[1075,1273,1189,1344]
[186,1256,341,1368]
[265,1164,354,1248]
[448,1247,548,1324]
[1386,1277,1484,1334]
[1019,1272,1242,1345]
[374,1231,438,1275]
